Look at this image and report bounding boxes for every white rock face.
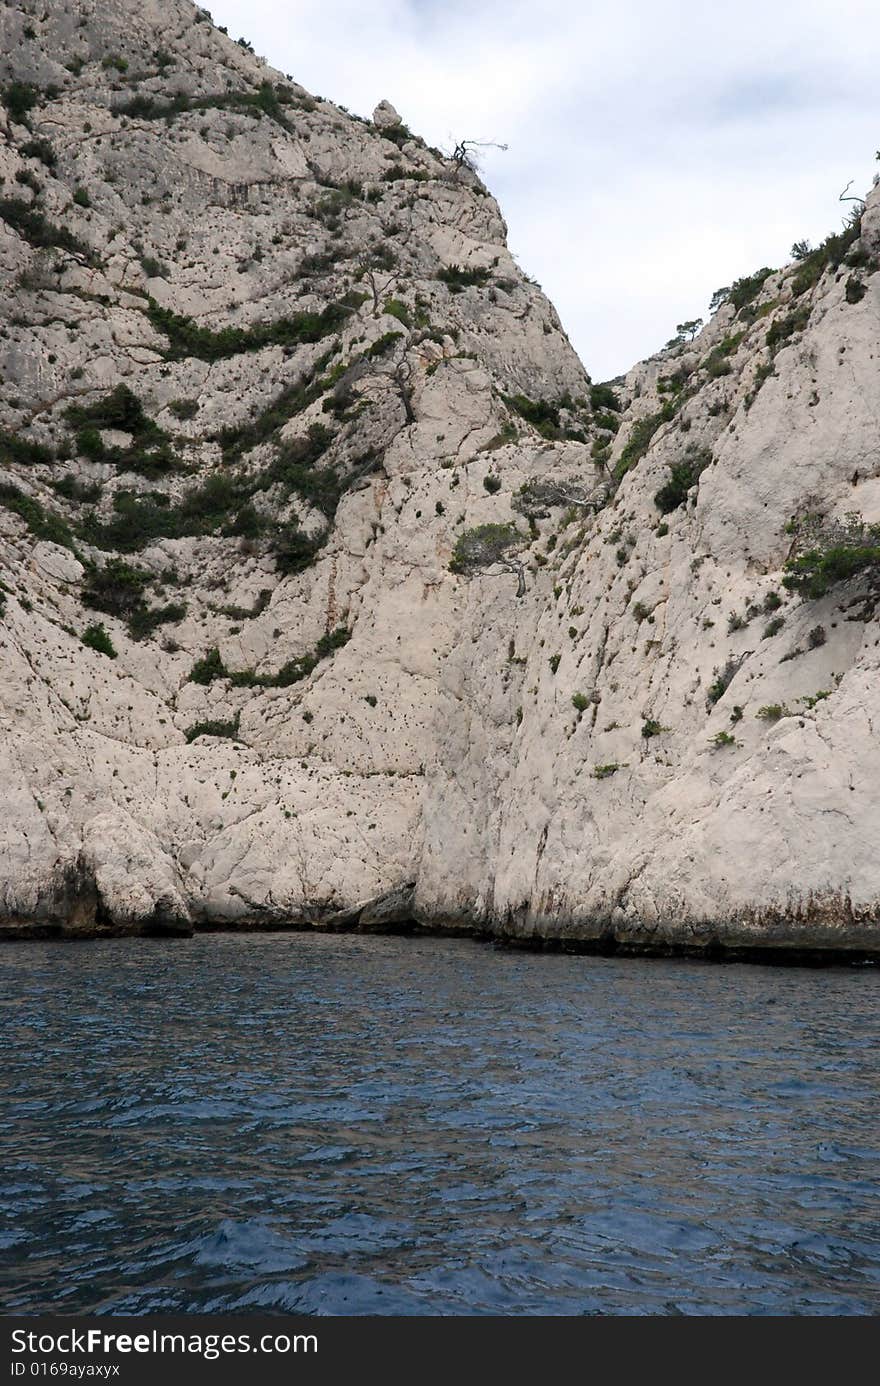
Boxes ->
[0,0,879,956]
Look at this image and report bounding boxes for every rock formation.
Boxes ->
[1,0,879,956]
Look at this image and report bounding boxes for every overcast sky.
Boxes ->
[207,0,880,381]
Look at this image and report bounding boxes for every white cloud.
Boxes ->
[206,0,880,379]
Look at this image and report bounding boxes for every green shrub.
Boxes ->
[592,411,620,434]
[381,165,431,183]
[845,276,866,304]
[707,659,738,706]
[450,522,522,577]
[615,411,666,483]
[783,516,880,598]
[3,82,37,125]
[641,719,665,738]
[81,558,184,639]
[502,393,583,442]
[273,521,325,575]
[20,137,56,167]
[654,447,712,513]
[744,361,775,410]
[0,482,74,548]
[590,383,620,412]
[66,387,184,477]
[801,689,831,710]
[365,330,403,359]
[139,253,168,280]
[483,473,501,494]
[51,474,100,504]
[127,601,186,641]
[379,122,414,147]
[383,299,412,328]
[81,557,149,619]
[705,331,745,367]
[168,398,199,420]
[0,429,54,467]
[72,187,90,208]
[710,729,738,749]
[763,616,784,638]
[766,302,811,354]
[503,393,558,432]
[436,264,491,291]
[67,384,157,438]
[0,198,90,257]
[146,299,348,362]
[757,704,789,721]
[572,692,589,713]
[593,762,621,779]
[15,167,41,194]
[190,647,226,684]
[216,351,338,459]
[184,716,240,744]
[790,213,863,297]
[729,267,774,313]
[230,626,350,689]
[81,623,117,658]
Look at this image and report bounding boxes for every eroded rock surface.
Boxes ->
[1,0,879,954]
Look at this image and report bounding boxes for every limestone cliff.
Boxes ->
[1,0,879,956]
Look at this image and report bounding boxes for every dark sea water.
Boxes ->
[1,933,878,1315]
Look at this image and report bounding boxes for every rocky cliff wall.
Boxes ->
[1,0,879,956]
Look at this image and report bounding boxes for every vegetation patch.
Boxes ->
[614,410,667,483]
[184,716,240,744]
[0,482,74,549]
[0,429,54,467]
[757,704,789,722]
[3,81,38,125]
[765,302,811,355]
[81,622,117,658]
[187,626,351,691]
[146,299,349,362]
[436,265,491,291]
[590,384,621,412]
[67,384,159,439]
[707,658,739,706]
[654,447,712,514]
[502,392,584,443]
[81,557,185,640]
[117,82,296,131]
[783,514,880,598]
[790,213,865,297]
[0,198,91,258]
[726,268,775,314]
[454,521,523,593]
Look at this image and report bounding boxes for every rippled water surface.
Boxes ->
[1,933,879,1314]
